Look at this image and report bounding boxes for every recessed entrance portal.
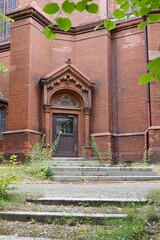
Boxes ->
[41,61,95,158]
[53,114,78,157]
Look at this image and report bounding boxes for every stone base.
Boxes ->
[2,129,43,161]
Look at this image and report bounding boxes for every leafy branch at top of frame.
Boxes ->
[42,0,160,85]
[42,0,99,40]
[42,0,160,38]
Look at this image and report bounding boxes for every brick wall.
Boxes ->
[3,130,42,161]
[0,3,160,162]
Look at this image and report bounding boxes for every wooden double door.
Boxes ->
[53,114,78,157]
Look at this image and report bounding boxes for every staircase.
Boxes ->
[48,158,160,182]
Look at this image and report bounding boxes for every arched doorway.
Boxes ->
[51,91,83,157]
[40,60,95,157]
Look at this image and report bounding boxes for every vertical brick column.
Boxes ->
[3,8,50,159]
[44,104,51,145]
[84,107,91,146]
[148,127,160,162]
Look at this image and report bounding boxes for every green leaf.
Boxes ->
[76,0,87,12]
[155,70,160,82]
[48,23,54,28]
[140,7,150,16]
[42,27,56,41]
[120,2,130,11]
[0,63,8,75]
[86,3,98,13]
[139,73,154,84]
[104,19,116,31]
[56,17,72,31]
[138,21,148,30]
[43,3,60,14]
[113,9,126,20]
[148,57,160,71]
[0,12,14,23]
[149,13,160,23]
[133,10,141,17]
[62,0,75,14]
[116,0,124,4]
[151,2,160,10]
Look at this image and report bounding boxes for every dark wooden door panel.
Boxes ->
[53,114,78,157]
[57,135,74,154]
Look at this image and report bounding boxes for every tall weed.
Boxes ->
[26,132,61,180]
[0,155,18,199]
[90,136,103,162]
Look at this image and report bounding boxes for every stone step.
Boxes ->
[53,170,156,176]
[53,166,154,171]
[49,162,104,167]
[53,175,160,181]
[48,160,105,166]
[47,160,159,181]
[0,211,127,224]
[52,158,85,161]
[27,197,147,206]
[52,166,156,178]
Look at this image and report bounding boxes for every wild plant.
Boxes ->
[107,143,114,165]
[81,146,87,159]
[0,151,5,163]
[90,136,103,163]
[48,131,62,158]
[26,132,61,180]
[0,154,19,199]
[143,149,150,165]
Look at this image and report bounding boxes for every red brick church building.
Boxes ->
[0,0,160,163]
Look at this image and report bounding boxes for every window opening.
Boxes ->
[56,117,73,134]
[0,0,17,39]
[52,94,79,108]
[0,107,7,132]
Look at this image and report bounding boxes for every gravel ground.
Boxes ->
[1,202,124,214]
[0,220,95,239]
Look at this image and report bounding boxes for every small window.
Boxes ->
[0,0,17,40]
[52,94,79,108]
[0,107,7,132]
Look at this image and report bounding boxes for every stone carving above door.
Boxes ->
[40,60,95,108]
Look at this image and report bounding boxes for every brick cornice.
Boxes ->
[7,6,146,35]
[0,41,10,52]
[8,7,50,27]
